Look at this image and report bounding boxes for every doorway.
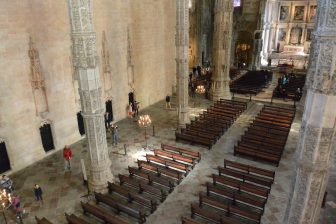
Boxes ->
[39,123,55,152]
[77,112,85,136]
[105,100,113,122]
[0,141,10,173]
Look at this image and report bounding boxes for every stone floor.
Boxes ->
[3,82,336,224]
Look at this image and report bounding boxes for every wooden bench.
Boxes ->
[186,123,224,136]
[161,144,201,161]
[108,181,157,213]
[65,213,90,224]
[181,216,204,224]
[119,174,166,202]
[95,192,146,223]
[213,174,269,198]
[128,166,175,192]
[154,149,195,166]
[35,217,53,224]
[224,159,275,180]
[199,193,261,223]
[176,132,214,149]
[137,159,183,181]
[146,154,189,173]
[81,202,128,224]
[181,128,218,142]
[234,145,280,166]
[206,182,266,211]
[191,203,243,224]
[218,166,273,188]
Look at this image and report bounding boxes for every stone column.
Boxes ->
[283,0,336,222]
[68,0,113,192]
[210,0,233,101]
[176,0,190,128]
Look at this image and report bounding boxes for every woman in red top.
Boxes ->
[63,145,72,171]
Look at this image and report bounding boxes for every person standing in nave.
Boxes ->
[63,145,73,172]
[165,95,171,109]
[34,184,43,203]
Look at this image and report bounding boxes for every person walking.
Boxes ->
[12,195,23,222]
[111,124,118,146]
[165,95,171,109]
[34,184,43,203]
[63,145,72,171]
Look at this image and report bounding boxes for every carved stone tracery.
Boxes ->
[28,37,49,117]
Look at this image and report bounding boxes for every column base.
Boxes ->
[88,161,113,194]
[209,88,231,101]
[178,107,189,128]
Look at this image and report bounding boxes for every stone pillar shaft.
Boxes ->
[210,0,233,101]
[176,0,189,128]
[284,0,336,222]
[68,0,113,192]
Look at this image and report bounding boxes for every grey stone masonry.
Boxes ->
[284,0,336,222]
[210,0,233,101]
[68,0,113,193]
[176,0,190,128]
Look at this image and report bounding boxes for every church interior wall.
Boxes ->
[0,0,176,174]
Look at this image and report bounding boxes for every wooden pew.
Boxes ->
[224,159,275,180]
[181,216,204,224]
[234,144,281,166]
[161,144,201,161]
[65,213,90,224]
[199,193,261,223]
[212,174,269,198]
[81,202,128,224]
[218,166,273,188]
[35,217,53,224]
[176,132,214,149]
[128,166,175,192]
[206,183,266,211]
[191,203,243,224]
[108,181,157,213]
[119,174,166,202]
[137,159,183,181]
[146,154,189,173]
[94,192,146,224]
[181,128,218,142]
[154,149,195,166]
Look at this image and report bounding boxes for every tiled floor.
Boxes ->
[3,81,336,224]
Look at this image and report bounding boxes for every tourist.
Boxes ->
[165,95,171,109]
[128,103,133,118]
[34,184,43,202]
[63,145,72,172]
[0,175,13,192]
[104,112,110,129]
[111,124,118,146]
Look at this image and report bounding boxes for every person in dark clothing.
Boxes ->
[34,184,43,202]
[132,101,139,117]
[165,95,171,109]
[191,83,196,98]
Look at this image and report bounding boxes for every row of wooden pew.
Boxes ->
[181,159,275,224]
[230,70,272,95]
[176,99,247,149]
[36,144,201,224]
[234,105,295,166]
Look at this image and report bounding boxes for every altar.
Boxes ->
[269,45,309,70]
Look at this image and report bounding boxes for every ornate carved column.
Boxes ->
[284,0,336,222]
[210,0,233,101]
[176,0,190,127]
[68,0,113,192]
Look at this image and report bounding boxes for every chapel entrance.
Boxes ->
[39,123,55,152]
[0,141,11,173]
[77,112,85,136]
